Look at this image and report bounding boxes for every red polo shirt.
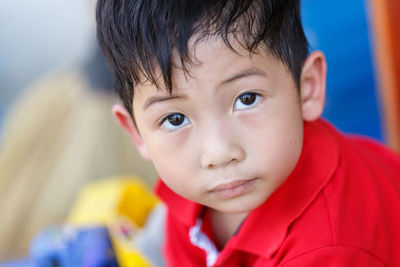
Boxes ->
[155,119,400,266]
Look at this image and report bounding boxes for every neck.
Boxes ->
[209,209,249,250]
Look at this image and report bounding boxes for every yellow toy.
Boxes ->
[68,176,159,266]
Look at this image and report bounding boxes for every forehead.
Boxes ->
[135,38,280,96]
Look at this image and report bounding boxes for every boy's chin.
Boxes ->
[207,198,266,215]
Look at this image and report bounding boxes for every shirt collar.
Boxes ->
[155,119,340,258]
[230,119,340,258]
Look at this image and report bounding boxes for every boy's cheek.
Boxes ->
[148,140,192,173]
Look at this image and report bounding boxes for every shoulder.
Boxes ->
[312,119,400,187]
[280,246,386,267]
[326,121,400,173]
[325,125,400,206]
[305,120,400,265]
[281,120,400,265]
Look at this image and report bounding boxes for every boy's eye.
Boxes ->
[234,92,261,110]
[161,113,190,130]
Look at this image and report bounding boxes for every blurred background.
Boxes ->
[0,0,158,263]
[0,0,399,264]
[0,0,94,135]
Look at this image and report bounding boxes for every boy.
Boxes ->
[96,0,400,266]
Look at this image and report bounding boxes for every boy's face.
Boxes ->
[120,38,325,215]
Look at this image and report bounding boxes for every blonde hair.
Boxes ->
[0,70,157,260]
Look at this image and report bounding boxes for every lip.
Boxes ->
[209,178,258,199]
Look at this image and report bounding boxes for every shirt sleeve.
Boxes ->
[280,246,386,267]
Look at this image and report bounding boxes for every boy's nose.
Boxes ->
[199,123,245,169]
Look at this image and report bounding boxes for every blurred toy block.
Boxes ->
[68,176,159,228]
[28,176,159,267]
[30,226,118,267]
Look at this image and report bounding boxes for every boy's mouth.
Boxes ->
[209,178,258,199]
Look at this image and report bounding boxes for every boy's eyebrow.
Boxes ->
[220,67,268,85]
[143,68,266,110]
[143,95,185,110]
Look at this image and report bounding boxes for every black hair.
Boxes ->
[96,0,309,117]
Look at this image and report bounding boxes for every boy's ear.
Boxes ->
[300,51,327,122]
[112,104,152,162]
